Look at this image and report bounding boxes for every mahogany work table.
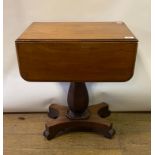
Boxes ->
[16,22,138,140]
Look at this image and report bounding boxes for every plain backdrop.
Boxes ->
[3,0,150,112]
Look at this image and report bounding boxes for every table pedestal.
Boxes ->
[43,82,115,140]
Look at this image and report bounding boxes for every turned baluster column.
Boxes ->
[66,82,90,119]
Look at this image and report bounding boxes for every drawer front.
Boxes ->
[16,41,137,82]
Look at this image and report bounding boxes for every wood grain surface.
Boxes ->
[16,22,138,82]
[16,41,137,82]
[4,113,150,155]
[17,22,137,41]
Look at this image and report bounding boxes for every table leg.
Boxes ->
[43,82,115,140]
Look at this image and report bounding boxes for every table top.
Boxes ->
[17,22,137,42]
[16,22,138,82]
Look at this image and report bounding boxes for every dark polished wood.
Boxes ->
[15,22,138,140]
[67,82,89,119]
[16,22,138,82]
[16,22,137,41]
[45,82,115,139]
[44,102,115,140]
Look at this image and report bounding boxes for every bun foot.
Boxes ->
[104,128,116,139]
[43,130,54,140]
